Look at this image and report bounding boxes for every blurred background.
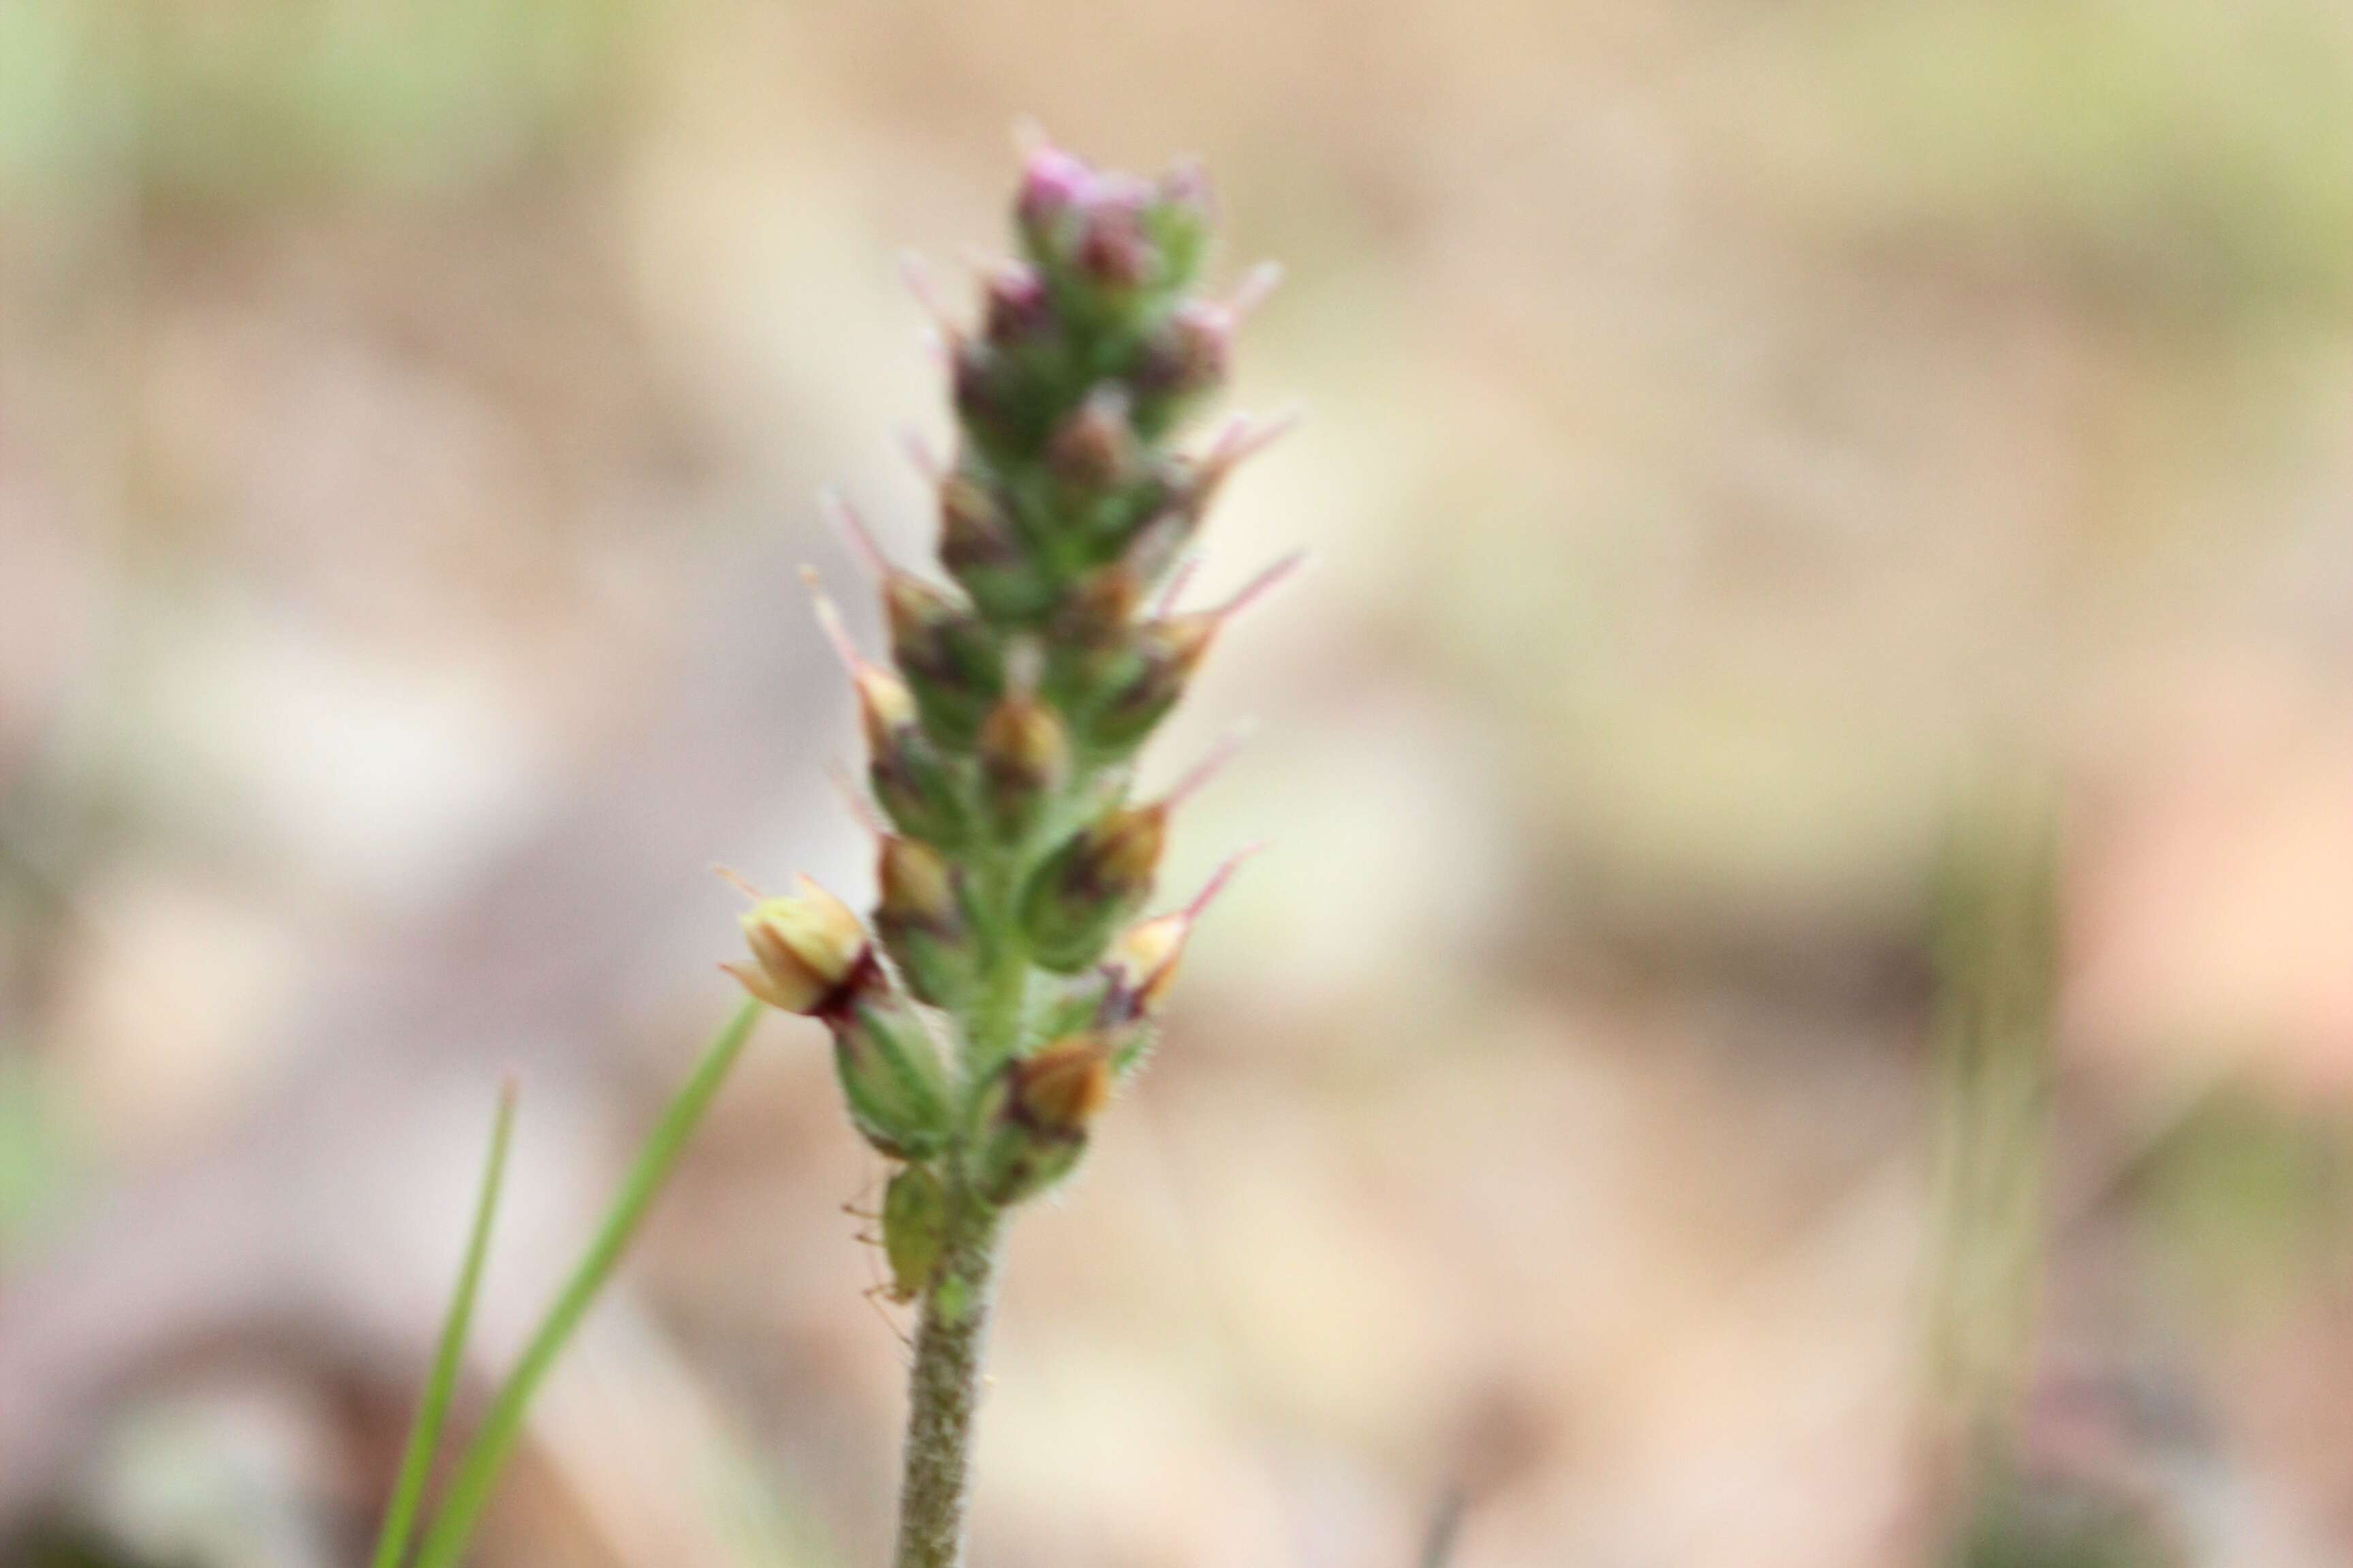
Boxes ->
[5,1,2353,1564]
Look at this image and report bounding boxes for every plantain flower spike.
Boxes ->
[725,143,1290,1473]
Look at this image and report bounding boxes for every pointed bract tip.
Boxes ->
[802,568,865,674]
[711,862,766,900]
[820,491,892,579]
[1153,554,1202,614]
[897,249,952,326]
[1230,261,1285,319]
[1184,842,1266,920]
[828,761,886,836]
[1164,725,1252,807]
[1217,549,1309,621]
[1232,405,1306,458]
[899,428,945,482]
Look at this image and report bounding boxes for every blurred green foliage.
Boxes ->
[1948,1475,2179,1568]
[2134,1088,2351,1330]
[0,1049,75,1259]
[1822,0,2353,313]
[0,0,644,201]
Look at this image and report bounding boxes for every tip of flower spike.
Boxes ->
[1015,136,1095,230]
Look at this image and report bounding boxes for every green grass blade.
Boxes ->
[372,1076,520,1568]
[409,999,764,1568]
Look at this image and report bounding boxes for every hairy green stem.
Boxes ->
[891,1199,1003,1568]
[410,1000,762,1568]
[890,851,1029,1567]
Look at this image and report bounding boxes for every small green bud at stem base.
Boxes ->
[832,990,954,1160]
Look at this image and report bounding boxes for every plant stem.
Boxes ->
[409,999,764,1568]
[969,860,1030,1078]
[891,1198,1003,1568]
[891,851,1028,1567]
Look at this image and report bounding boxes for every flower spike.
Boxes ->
[716,147,1289,1568]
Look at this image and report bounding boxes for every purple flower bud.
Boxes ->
[950,339,1013,443]
[1074,195,1153,290]
[1155,159,1213,227]
[1136,300,1230,403]
[982,261,1050,345]
[1017,146,1094,237]
[1048,386,1136,490]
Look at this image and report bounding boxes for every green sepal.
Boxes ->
[875,849,984,1012]
[830,992,954,1160]
[871,730,971,852]
[889,581,1006,752]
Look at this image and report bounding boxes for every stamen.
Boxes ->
[711,863,766,900]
